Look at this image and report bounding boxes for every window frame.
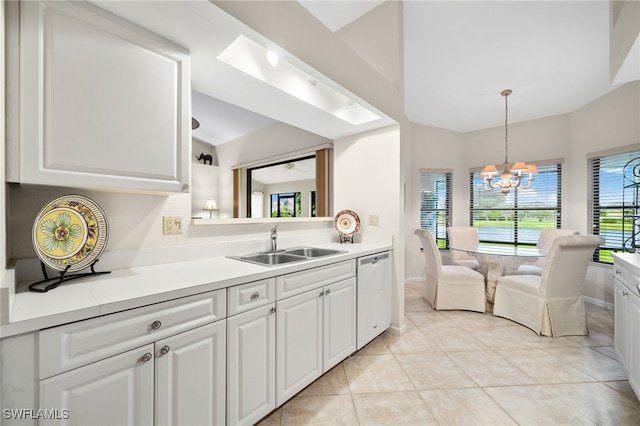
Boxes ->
[419,169,452,249]
[588,147,640,264]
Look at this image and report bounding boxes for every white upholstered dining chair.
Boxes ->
[514,228,579,275]
[447,226,480,270]
[493,234,605,337]
[414,229,486,313]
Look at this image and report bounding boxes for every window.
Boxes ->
[589,149,640,263]
[470,162,562,246]
[270,192,301,217]
[419,170,451,248]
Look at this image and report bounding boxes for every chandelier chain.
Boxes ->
[504,92,509,164]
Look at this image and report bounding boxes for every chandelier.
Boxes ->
[481,89,536,194]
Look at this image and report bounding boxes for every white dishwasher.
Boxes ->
[357,251,392,350]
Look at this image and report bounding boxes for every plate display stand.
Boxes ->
[338,232,355,244]
[28,259,111,293]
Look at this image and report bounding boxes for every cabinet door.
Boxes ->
[227,305,276,426]
[40,345,154,426]
[614,279,629,370]
[628,291,640,398]
[155,321,226,426]
[17,1,190,193]
[276,289,323,405]
[323,278,357,371]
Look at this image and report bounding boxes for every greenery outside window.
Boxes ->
[271,192,301,217]
[420,170,451,249]
[588,148,640,263]
[470,162,562,246]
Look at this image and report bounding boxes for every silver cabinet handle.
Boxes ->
[319,290,324,297]
[325,288,331,295]
[139,353,152,364]
[269,307,276,314]
[159,345,171,356]
[251,292,260,300]
[622,291,628,297]
[637,284,640,296]
[150,320,162,330]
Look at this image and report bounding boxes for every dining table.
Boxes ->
[448,244,547,305]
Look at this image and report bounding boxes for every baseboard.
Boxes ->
[387,323,406,336]
[584,296,613,311]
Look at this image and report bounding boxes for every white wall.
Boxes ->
[405,124,465,279]
[334,125,405,332]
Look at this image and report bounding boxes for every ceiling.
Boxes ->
[92,0,396,147]
[304,0,632,132]
[93,0,636,145]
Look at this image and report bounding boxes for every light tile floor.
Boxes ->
[258,281,640,425]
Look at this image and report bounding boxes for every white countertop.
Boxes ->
[613,252,640,271]
[0,242,391,338]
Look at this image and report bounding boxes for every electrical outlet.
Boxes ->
[368,214,379,226]
[163,216,182,235]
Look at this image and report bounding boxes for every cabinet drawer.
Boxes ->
[614,265,628,285]
[39,290,226,379]
[228,278,276,316]
[277,260,356,300]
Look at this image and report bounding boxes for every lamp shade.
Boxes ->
[480,164,498,177]
[203,198,218,211]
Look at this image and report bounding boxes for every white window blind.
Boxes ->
[589,149,640,263]
[420,171,451,248]
[470,163,562,246]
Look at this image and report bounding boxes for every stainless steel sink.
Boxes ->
[283,247,346,258]
[235,252,307,266]
[228,246,346,266]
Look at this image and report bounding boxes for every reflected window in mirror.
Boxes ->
[246,155,315,218]
[271,192,301,217]
[233,148,332,219]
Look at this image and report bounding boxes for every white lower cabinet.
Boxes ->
[155,321,226,426]
[322,278,357,371]
[276,277,356,405]
[39,320,227,426]
[613,254,640,401]
[37,291,227,426]
[276,289,323,405]
[614,279,629,372]
[11,257,377,426]
[628,289,640,395]
[40,345,155,426]
[226,304,277,426]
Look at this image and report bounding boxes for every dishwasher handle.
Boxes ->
[360,252,389,266]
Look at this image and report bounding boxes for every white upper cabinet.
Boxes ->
[10,0,191,193]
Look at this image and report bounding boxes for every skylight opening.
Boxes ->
[217,35,380,126]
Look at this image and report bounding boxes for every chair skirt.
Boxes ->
[493,275,588,337]
[436,266,485,313]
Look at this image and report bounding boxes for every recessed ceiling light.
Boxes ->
[266,50,279,67]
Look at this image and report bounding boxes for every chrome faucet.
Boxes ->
[269,225,278,252]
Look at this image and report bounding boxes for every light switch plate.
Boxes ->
[163,216,182,235]
[368,214,379,226]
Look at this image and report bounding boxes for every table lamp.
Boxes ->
[203,198,218,218]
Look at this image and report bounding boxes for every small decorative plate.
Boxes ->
[334,210,361,236]
[32,195,109,272]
